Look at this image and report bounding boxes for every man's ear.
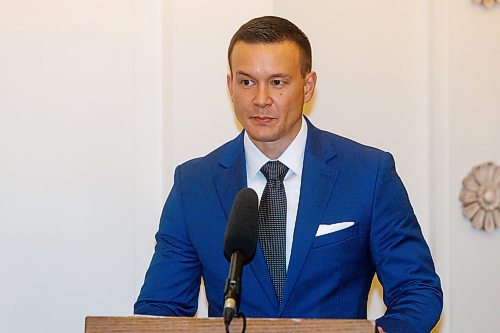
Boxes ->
[227,73,234,99]
[303,71,317,103]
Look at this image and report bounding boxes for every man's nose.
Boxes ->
[253,84,272,107]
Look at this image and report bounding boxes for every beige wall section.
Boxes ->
[0,1,163,332]
[448,1,500,332]
[428,0,451,331]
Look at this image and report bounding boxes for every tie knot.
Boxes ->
[260,160,289,181]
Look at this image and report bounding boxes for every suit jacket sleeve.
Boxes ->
[134,166,201,316]
[371,153,443,333]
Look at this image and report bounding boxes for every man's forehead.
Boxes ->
[231,40,301,54]
[230,41,302,73]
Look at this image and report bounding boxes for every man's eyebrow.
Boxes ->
[269,73,291,79]
[235,70,253,77]
[235,71,291,79]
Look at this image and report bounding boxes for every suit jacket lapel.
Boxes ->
[214,132,280,311]
[279,120,339,315]
[214,133,246,219]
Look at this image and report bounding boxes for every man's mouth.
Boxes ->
[251,116,275,124]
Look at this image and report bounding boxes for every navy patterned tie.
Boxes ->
[258,160,289,303]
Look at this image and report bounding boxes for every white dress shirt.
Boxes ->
[244,116,308,270]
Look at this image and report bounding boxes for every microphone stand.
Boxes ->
[223,251,247,333]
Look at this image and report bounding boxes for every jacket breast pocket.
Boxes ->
[311,223,359,249]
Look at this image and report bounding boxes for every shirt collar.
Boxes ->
[244,116,308,180]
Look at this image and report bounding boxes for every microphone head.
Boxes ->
[224,188,259,264]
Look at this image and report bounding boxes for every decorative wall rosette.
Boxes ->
[472,0,500,8]
[460,162,500,232]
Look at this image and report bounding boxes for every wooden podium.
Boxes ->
[85,316,374,333]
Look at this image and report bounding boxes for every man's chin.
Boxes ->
[244,126,276,138]
[246,133,280,145]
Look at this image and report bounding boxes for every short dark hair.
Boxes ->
[228,16,312,77]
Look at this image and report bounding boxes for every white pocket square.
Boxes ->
[315,222,355,237]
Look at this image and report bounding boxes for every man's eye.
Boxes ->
[271,79,284,86]
[241,79,253,86]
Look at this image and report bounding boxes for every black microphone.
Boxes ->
[223,188,258,327]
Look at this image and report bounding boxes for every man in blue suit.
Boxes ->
[135,16,443,333]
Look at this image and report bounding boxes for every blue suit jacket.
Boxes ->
[135,119,442,333]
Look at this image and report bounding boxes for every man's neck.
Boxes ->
[250,120,303,160]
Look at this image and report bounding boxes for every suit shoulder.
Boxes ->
[175,133,243,174]
[318,128,390,162]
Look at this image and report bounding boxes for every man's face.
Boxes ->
[227,41,316,158]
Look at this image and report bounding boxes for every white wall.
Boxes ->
[447,1,500,332]
[0,1,163,332]
[1,1,499,332]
